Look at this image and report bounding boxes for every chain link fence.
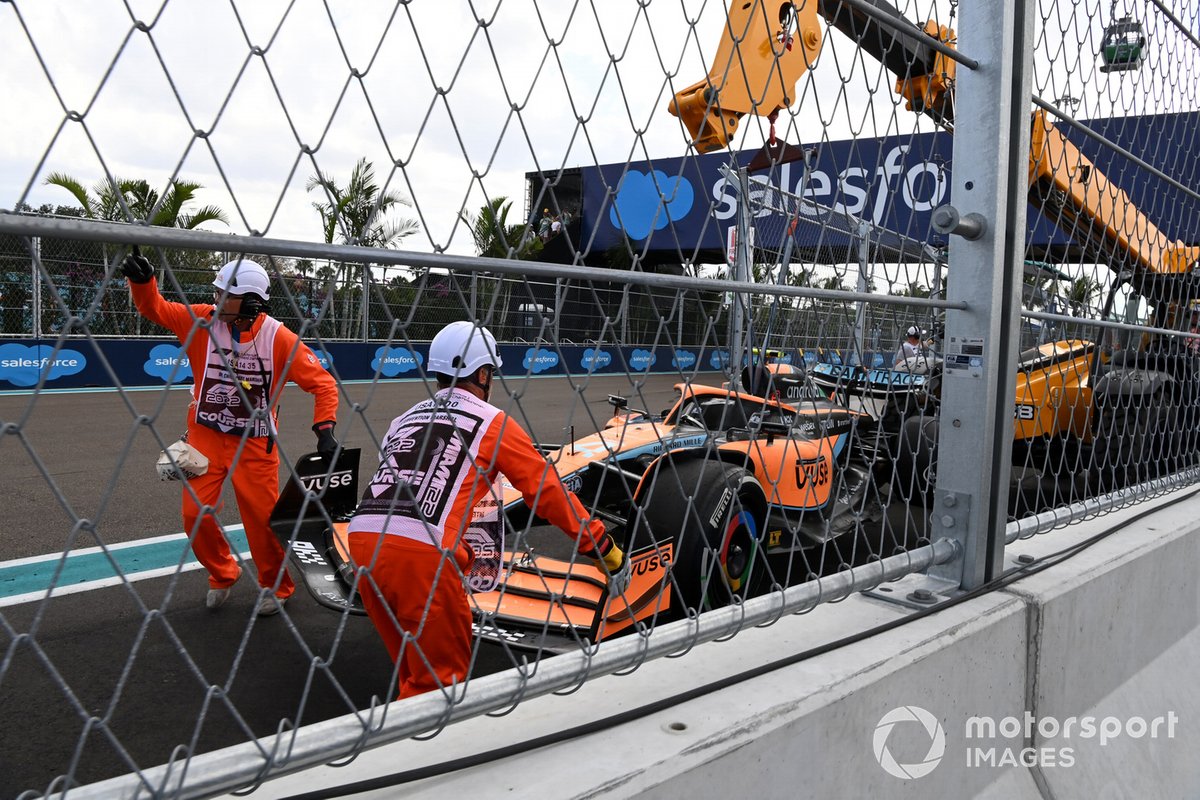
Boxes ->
[0,230,719,346]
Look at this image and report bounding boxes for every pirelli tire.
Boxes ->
[632,458,768,618]
[1091,393,1178,492]
[896,415,938,505]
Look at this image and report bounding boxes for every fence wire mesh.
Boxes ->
[0,0,1197,796]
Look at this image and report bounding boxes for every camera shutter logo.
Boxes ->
[873,706,946,779]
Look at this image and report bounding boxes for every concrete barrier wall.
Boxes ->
[228,490,1200,799]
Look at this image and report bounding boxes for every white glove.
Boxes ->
[607,554,631,597]
[590,533,631,598]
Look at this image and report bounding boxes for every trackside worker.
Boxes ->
[347,321,630,699]
[893,325,928,371]
[121,251,340,616]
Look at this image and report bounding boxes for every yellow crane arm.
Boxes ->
[1028,110,1199,275]
[668,1,823,154]
[668,0,955,153]
[670,1,1193,276]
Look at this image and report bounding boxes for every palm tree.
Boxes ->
[307,158,420,337]
[459,196,541,260]
[457,196,543,335]
[897,281,932,299]
[44,174,229,334]
[44,174,227,229]
[1066,276,1102,316]
[307,158,419,247]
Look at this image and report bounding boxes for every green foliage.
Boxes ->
[459,196,541,259]
[44,173,228,229]
[1067,276,1102,315]
[306,158,419,247]
[306,158,422,336]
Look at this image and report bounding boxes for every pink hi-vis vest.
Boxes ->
[349,388,507,592]
[194,317,281,439]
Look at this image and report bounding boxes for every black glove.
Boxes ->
[121,246,154,284]
[313,420,338,458]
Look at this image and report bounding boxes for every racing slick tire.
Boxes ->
[632,458,767,618]
[896,416,938,505]
[1091,398,1175,493]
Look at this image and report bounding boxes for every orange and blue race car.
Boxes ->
[270,377,890,654]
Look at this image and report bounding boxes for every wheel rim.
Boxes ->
[719,509,758,592]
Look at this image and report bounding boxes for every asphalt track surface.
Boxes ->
[0,372,697,798]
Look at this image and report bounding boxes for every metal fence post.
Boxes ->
[729,166,753,388]
[927,0,1035,590]
[853,220,870,360]
[31,235,42,339]
[360,262,369,341]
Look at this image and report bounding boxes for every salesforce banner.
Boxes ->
[0,338,902,391]
[0,339,740,390]
[579,111,1200,256]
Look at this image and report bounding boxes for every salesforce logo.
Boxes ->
[523,348,560,374]
[581,348,612,371]
[372,346,423,377]
[311,349,334,370]
[629,348,656,371]
[608,170,695,241]
[143,344,192,383]
[672,349,696,369]
[711,144,949,227]
[709,350,731,369]
[0,343,87,388]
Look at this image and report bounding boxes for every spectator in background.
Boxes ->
[549,214,562,239]
[537,208,552,242]
[893,325,929,372]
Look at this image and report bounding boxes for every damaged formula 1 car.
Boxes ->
[269,378,893,654]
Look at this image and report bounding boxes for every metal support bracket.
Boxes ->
[928,490,976,586]
[931,204,987,240]
[862,572,962,611]
[933,490,972,540]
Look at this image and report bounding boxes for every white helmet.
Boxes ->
[213,259,271,300]
[906,325,926,338]
[428,321,503,377]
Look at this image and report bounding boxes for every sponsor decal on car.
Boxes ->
[290,540,327,566]
[709,488,733,527]
[473,621,528,643]
[795,456,830,488]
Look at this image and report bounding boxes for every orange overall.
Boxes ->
[132,279,339,597]
[348,387,605,698]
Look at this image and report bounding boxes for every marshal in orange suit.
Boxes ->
[122,251,339,617]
